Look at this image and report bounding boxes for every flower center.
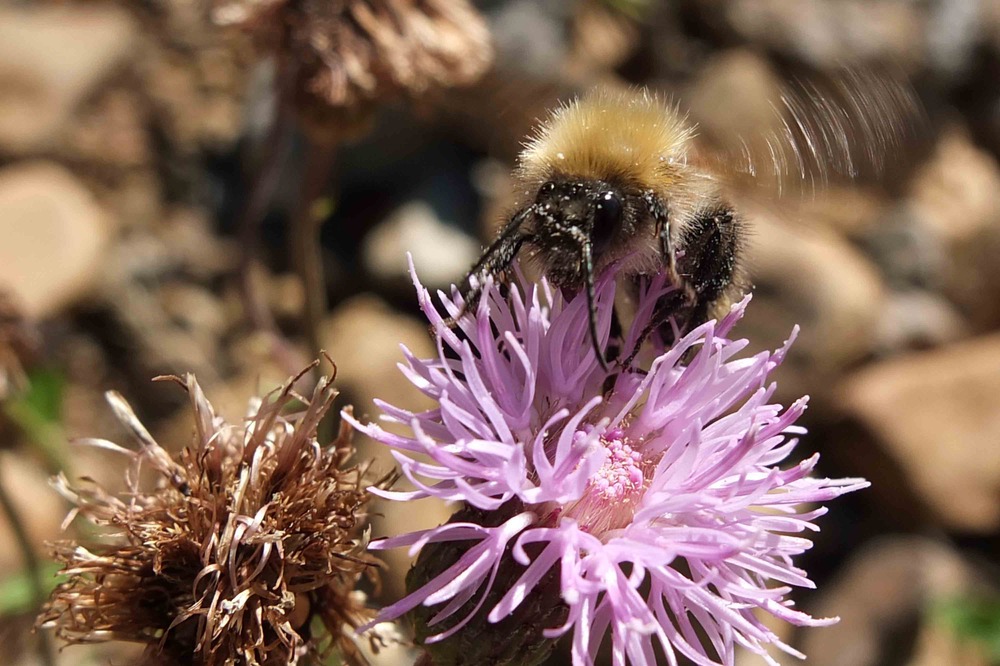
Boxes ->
[561,428,650,538]
[589,429,644,501]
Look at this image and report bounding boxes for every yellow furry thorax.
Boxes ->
[517,88,695,191]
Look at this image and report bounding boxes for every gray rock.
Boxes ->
[925,0,985,76]
[861,202,946,291]
[874,289,968,353]
[488,0,571,78]
[363,200,480,289]
[720,0,925,70]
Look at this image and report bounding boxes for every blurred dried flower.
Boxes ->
[38,362,391,665]
[213,0,493,140]
[0,290,38,400]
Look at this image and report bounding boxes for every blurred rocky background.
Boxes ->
[0,0,999,664]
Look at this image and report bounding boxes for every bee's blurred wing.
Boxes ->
[691,68,928,196]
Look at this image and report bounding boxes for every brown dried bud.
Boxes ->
[38,362,392,665]
[213,0,494,141]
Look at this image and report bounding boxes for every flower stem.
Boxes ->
[290,140,337,443]
[0,458,55,666]
[291,139,335,376]
[238,67,307,378]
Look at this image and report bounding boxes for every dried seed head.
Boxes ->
[39,362,392,666]
[213,0,493,141]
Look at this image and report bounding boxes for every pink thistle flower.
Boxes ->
[347,263,868,666]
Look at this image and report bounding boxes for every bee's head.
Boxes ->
[531,178,625,286]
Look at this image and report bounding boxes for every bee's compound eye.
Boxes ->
[592,191,622,255]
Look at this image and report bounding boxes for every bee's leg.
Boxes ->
[643,190,680,286]
[620,288,688,368]
[665,207,744,341]
[622,206,743,362]
[448,207,535,325]
[647,188,701,311]
[617,193,683,367]
[581,239,610,372]
[601,307,624,393]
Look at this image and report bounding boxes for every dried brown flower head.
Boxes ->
[0,289,38,400]
[213,0,493,139]
[39,362,392,665]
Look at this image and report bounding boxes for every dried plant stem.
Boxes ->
[0,461,55,666]
[290,139,337,445]
[238,85,307,378]
[291,140,336,380]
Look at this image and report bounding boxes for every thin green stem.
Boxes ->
[0,458,55,666]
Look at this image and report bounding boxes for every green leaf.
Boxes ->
[0,562,64,616]
[308,614,344,665]
[3,367,69,473]
[599,0,652,20]
[935,595,1000,660]
[19,368,64,423]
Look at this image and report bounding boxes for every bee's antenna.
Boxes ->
[581,240,609,372]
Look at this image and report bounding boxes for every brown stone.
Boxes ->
[800,537,986,666]
[835,334,1000,532]
[321,293,437,419]
[739,210,886,404]
[910,127,1000,245]
[567,0,640,77]
[873,290,968,354]
[62,88,151,172]
[0,162,112,317]
[0,453,65,574]
[792,185,892,238]
[159,283,229,352]
[0,6,136,154]
[909,621,992,666]
[908,128,1000,330]
[320,294,450,600]
[685,49,784,148]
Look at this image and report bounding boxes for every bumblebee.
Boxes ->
[460,80,919,368]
